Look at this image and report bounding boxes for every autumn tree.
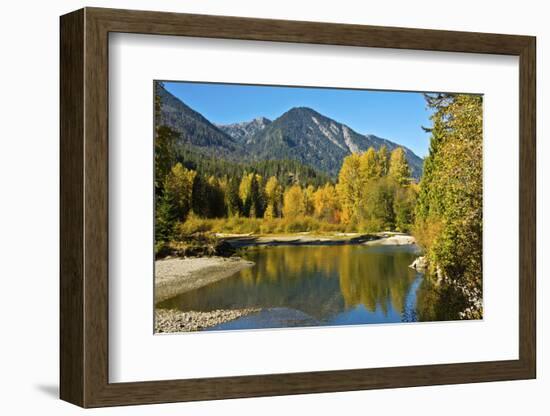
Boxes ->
[336,153,362,224]
[239,173,253,216]
[313,183,340,223]
[359,147,380,181]
[389,147,411,185]
[377,145,390,176]
[304,185,316,216]
[283,184,305,219]
[163,163,196,221]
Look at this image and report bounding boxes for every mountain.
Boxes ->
[156,84,242,159]
[216,117,272,143]
[158,86,424,179]
[222,107,423,178]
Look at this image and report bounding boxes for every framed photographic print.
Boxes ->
[60,7,536,408]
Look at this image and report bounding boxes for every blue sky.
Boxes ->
[163,81,435,157]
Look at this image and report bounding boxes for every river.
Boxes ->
[156,243,432,331]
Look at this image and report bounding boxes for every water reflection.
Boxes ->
[158,244,428,330]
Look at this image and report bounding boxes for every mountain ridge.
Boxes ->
[157,84,242,159]
[216,117,272,144]
[158,84,424,179]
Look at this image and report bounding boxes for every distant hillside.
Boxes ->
[158,84,424,179]
[156,84,242,159]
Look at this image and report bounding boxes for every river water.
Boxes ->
[157,243,431,331]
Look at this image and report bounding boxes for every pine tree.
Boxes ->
[191,174,209,217]
[249,174,265,218]
[154,83,178,194]
[207,175,227,218]
[226,176,242,217]
[155,191,176,243]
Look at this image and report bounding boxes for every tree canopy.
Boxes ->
[414,93,483,320]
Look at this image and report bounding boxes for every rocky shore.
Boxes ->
[409,256,427,272]
[155,308,261,332]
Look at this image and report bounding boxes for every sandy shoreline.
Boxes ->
[220,232,416,248]
[155,256,254,303]
[363,233,416,246]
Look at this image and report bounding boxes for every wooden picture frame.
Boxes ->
[60,7,536,408]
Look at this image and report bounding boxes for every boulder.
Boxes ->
[409,256,427,272]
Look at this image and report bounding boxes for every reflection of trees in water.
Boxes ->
[159,245,421,321]
[338,245,417,315]
[401,274,423,322]
[415,276,473,322]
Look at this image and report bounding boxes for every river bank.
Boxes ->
[219,231,416,248]
[155,256,254,303]
[364,233,416,246]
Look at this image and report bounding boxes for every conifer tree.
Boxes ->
[155,191,176,244]
[264,176,283,219]
[154,83,178,194]
[226,176,242,217]
[249,174,265,218]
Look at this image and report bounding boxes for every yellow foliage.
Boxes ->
[282,184,305,219]
[313,183,340,223]
[336,153,362,223]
